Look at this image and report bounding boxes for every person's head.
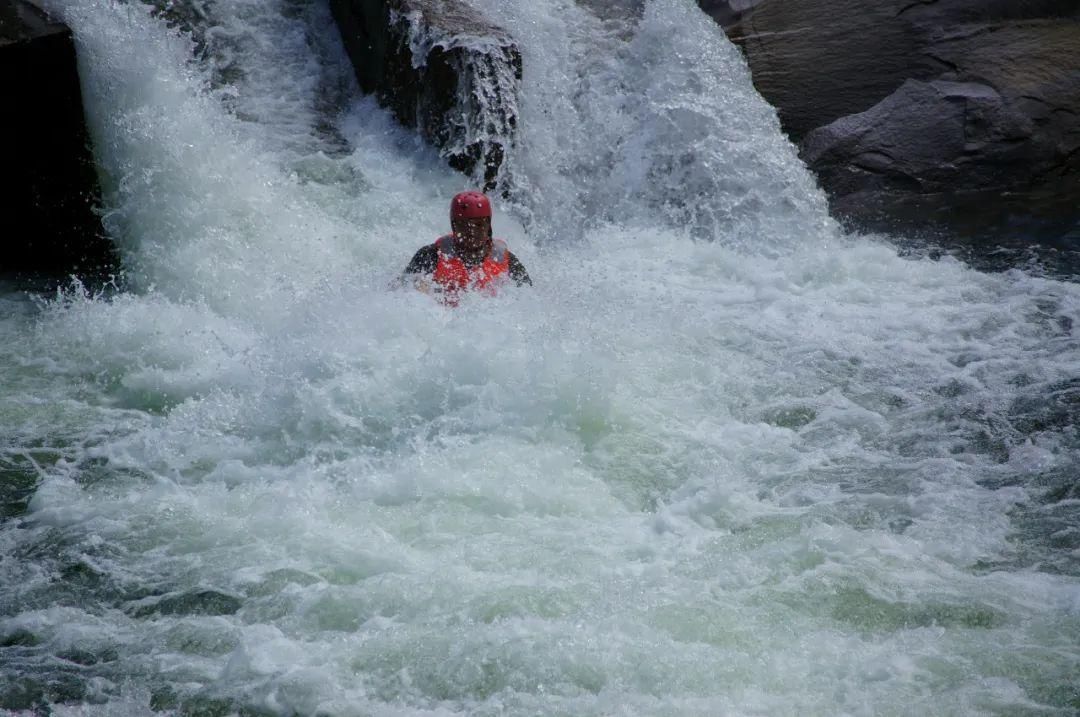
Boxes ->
[450,191,492,253]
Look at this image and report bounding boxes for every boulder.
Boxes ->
[329,0,522,190]
[699,0,1080,238]
[801,79,1076,234]
[801,79,1036,198]
[1,0,113,276]
[801,23,1080,233]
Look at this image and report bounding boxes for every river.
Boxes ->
[1,0,1078,714]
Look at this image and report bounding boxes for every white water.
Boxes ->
[1,0,1079,714]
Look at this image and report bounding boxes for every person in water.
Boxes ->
[398,191,531,303]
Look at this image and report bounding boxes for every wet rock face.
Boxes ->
[329,0,522,191]
[699,0,1080,238]
[1,0,114,276]
[802,79,1039,199]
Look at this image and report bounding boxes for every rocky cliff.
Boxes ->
[701,0,1080,238]
[1,0,113,276]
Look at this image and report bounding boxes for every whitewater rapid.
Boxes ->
[1,0,1078,714]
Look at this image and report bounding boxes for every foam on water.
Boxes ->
[2,0,1079,714]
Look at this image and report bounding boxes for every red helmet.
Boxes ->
[450,191,492,221]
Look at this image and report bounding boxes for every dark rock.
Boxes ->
[708,0,939,140]
[704,1,1080,141]
[697,0,762,28]
[329,0,522,190]
[698,0,1080,239]
[1,0,116,277]
[802,79,1038,195]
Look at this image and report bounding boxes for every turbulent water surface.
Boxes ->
[2,0,1079,714]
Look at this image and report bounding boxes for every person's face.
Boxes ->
[452,216,492,252]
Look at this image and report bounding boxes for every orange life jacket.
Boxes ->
[432,235,510,304]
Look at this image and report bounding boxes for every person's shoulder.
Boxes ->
[427,235,458,254]
[404,242,440,274]
[504,248,532,285]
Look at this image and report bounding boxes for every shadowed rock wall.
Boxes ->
[330,0,522,191]
[1,0,113,276]
[700,0,1080,238]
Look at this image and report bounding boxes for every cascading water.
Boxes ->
[1,0,1078,714]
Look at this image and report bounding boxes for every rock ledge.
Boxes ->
[330,0,522,190]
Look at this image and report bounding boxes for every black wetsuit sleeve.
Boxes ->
[403,244,439,275]
[508,252,532,286]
